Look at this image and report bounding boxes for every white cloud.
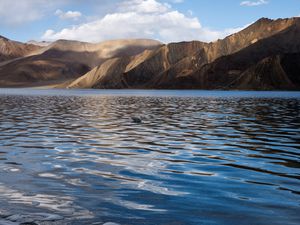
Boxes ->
[55,9,82,20]
[240,0,268,6]
[118,0,171,13]
[42,0,246,43]
[168,0,184,3]
[0,0,66,26]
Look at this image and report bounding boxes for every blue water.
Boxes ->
[0,89,299,225]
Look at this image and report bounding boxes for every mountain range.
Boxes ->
[0,17,300,90]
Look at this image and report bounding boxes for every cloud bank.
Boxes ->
[42,0,245,43]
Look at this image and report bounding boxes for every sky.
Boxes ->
[0,0,299,43]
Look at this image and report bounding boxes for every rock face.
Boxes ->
[67,57,131,89]
[0,17,300,90]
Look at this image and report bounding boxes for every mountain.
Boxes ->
[0,17,300,90]
[187,18,300,90]
[27,40,52,47]
[67,17,300,90]
[0,39,162,87]
[153,17,299,89]
[65,41,207,88]
[0,35,41,63]
[228,55,297,90]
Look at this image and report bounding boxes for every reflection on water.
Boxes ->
[0,183,92,219]
[0,89,299,224]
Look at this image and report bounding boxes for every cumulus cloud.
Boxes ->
[0,0,66,26]
[240,0,268,7]
[55,9,82,20]
[42,0,246,43]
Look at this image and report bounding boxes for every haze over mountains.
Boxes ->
[0,17,300,90]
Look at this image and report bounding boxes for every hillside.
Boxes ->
[0,17,299,90]
[0,38,162,87]
[0,36,41,63]
[66,17,300,90]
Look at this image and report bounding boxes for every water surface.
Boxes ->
[0,89,299,224]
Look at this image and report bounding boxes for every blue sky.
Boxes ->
[0,0,299,43]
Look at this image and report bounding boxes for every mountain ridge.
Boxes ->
[0,38,162,87]
[0,17,299,90]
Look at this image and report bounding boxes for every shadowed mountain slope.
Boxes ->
[187,20,300,89]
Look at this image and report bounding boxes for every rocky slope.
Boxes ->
[66,17,300,90]
[65,42,207,89]
[229,55,295,90]
[0,17,300,90]
[0,35,41,62]
[187,19,300,90]
[67,57,132,89]
[0,38,162,87]
[154,17,300,88]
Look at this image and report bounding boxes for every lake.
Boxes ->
[0,89,299,225]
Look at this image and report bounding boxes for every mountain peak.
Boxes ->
[256,17,273,23]
[0,35,8,41]
[27,40,52,47]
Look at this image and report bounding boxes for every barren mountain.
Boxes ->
[66,41,208,89]
[67,57,132,89]
[0,17,299,90]
[187,19,300,90]
[126,17,300,89]
[0,38,162,87]
[67,17,300,90]
[0,35,41,62]
[229,55,296,90]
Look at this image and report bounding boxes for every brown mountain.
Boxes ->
[229,55,297,90]
[153,17,300,89]
[0,35,41,63]
[187,18,300,90]
[66,42,207,89]
[0,17,300,90]
[0,39,162,87]
[66,17,300,90]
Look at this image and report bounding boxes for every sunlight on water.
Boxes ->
[0,89,299,224]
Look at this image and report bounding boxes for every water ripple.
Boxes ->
[0,90,299,224]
